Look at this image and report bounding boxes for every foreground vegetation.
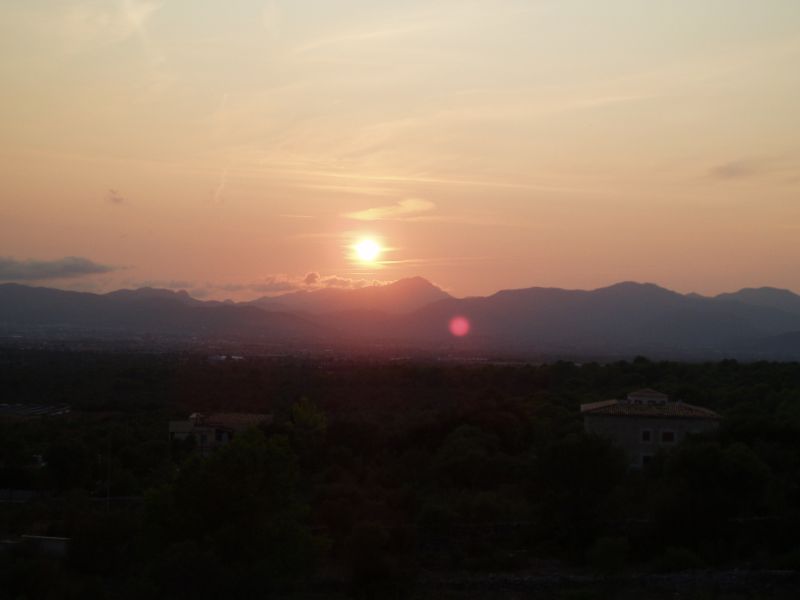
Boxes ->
[1,349,800,598]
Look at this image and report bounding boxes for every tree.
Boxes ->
[145,429,319,593]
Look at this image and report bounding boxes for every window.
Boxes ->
[661,431,675,443]
[641,429,652,443]
[215,429,223,442]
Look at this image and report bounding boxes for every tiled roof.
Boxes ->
[581,399,720,419]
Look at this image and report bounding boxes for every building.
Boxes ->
[581,389,721,468]
[169,412,273,456]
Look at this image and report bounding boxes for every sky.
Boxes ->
[1,0,799,300]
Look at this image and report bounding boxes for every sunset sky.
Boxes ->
[1,0,799,300]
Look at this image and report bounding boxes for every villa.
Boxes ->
[581,389,721,468]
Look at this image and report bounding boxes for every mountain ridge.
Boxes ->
[3,279,800,359]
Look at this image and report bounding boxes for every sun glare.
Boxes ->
[354,238,382,263]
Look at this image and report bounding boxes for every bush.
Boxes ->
[587,536,630,575]
[652,546,705,572]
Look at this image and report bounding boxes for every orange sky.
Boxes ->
[1,1,799,300]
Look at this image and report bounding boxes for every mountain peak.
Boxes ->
[387,276,442,291]
[728,286,797,297]
[599,281,672,293]
[716,287,800,316]
[250,276,450,315]
[104,287,200,305]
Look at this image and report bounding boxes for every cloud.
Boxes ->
[709,159,762,180]
[214,276,302,295]
[202,273,389,298]
[250,277,301,293]
[135,279,194,290]
[107,188,125,204]
[11,0,162,54]
[124,273,391,300]
[319,275,375,289]
[344,198,436,221]
[245,274,377,293]
[0,256,116,281]
[322,276,354,288]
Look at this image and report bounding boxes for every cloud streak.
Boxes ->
[0,256,117,281]
[344,198,436,221]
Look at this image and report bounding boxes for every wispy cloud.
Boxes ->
[293,19,440,56]
[14,0,162,54]
[212,168,229,203]
[0,256,117,281]
[345,198,436,221]
[106,188,126,204]
[707,156,796,182]
[280,214,317,220]
[709,159,761,180]
[200,273,392,298]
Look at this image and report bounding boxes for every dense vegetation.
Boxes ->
[1,349,800,598]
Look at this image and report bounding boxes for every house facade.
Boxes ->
[169,412,272,456]
[581,389,720,468]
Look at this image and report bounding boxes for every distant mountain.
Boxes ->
[249,276,451,315]
[3,280,800,359]
[103,287,207,306]
[740,331,800,359]
[715,287,800,316]
[0,284,321,339]
[366,282,800,357]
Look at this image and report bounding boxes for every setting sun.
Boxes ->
[354,239,382,263]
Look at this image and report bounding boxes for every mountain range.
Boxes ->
[2,278,800,359]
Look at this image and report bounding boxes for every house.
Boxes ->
[169,412,273,456]
[581,389,721,468]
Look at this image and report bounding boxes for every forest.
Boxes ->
[1,348,800,598]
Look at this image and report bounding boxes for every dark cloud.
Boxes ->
[304,272,320,285]
[0,256,116,281]
[107,189,125,204]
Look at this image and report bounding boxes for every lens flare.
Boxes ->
[449,316,470,337]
